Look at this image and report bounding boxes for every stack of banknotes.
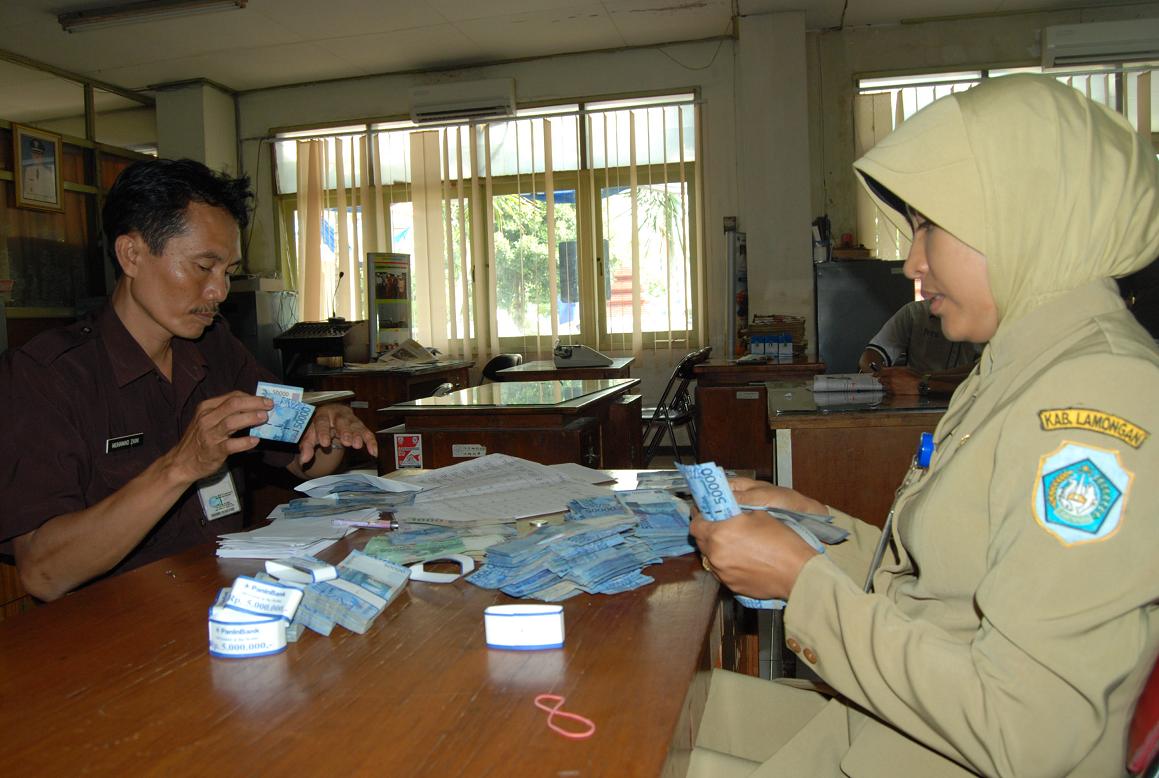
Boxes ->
[676,460,848,609]
[362,524,515,565]
[254,550,411,639]
[466,489,696,602]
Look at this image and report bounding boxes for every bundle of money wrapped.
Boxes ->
[466,489,696,602]
[247,550,411,641]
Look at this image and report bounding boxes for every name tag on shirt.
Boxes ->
[106,433,144,453]
[197,468,241,521]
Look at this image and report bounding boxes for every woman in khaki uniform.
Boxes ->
[690,74,1159,777]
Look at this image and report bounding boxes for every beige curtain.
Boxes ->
[287,101,702,369]
[291,138,373,322]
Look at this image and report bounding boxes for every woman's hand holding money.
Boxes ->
[690,478,822,600]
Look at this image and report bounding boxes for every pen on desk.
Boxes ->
[331,518,399,530]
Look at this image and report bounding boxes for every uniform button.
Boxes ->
[786,637,801,653]
[81,326,92,334]
[803,648,818,664]
[200,518,208,527]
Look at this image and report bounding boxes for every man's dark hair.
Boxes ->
[102,158,253,273]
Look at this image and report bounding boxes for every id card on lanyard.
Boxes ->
[197,467,241,520]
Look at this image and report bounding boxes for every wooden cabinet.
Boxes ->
[605,393,643,468]
[696,385,774,478]
[380,379,637,472]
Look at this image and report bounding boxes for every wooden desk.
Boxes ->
[692,358,825,387]
[497,357,634,381]
[695,360,826,479]
[306,360,473,430]
[766,380,947,528]
[382,379,640,471]
[0,537,720,776]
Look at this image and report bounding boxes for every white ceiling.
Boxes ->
[0,0,1141,122]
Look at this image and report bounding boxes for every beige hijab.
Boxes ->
[853,74,1159,328]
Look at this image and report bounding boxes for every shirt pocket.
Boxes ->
[92,445,162,496]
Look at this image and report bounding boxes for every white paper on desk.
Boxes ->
[219,518,351,542]
[548,462,614,485]
[216,537,341,559]
[409,454,585,502]
[216,518,354,559]
[395,481,613,523]
[295,472,421,497]
[812,373,882,393]
[393,454,613,522]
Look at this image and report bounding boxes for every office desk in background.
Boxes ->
[766,380,947,528]
[496,357,634,381]
[695,359,826,479]
[382,378,641,471]
[306,360,474,431]
[0,485,722,776]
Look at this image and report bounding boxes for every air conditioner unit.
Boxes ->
[409,78,516,124]
[1042,18,1159,68]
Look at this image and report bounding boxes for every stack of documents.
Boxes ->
[216,517,354,559]
[467,489,695,601]
[396,454,613,523]
[812,373,884,407]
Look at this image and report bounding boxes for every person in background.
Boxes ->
[0,159,377,602]
[857,298,980,396]
[688,75,1159,777]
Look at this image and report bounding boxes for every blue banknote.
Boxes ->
[677,461,785,610]
[251,382,315,444]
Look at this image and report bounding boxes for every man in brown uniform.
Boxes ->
[0,159,377,602]
[690,76,1159,776]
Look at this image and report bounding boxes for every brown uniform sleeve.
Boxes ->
[784,353,1159,776]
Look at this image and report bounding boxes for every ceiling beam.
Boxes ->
[0,48,155,107]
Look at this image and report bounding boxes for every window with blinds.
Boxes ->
[854,64,1157,261]
[271,93,703,360]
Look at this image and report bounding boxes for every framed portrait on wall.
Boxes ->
[12,124,64,212]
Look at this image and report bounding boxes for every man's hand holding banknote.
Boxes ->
[250,382,378,470]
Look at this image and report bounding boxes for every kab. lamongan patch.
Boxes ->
[1034,442,1132,546]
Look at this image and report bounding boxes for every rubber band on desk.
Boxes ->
[534,694,596,740]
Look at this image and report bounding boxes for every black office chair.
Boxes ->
[641,346,712,465]
[482,353,523,383]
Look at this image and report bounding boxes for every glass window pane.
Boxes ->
[492,191,579,338]
[602,183,691,335]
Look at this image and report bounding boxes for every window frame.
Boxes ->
[270,94,703,352]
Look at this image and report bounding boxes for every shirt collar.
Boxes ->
[980,278,1124,379]
[97,305,210,388]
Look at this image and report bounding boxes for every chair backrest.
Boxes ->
[482,353,523,382]
[650,346,712,418]
[1129,653,1159,775]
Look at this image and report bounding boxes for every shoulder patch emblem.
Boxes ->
[1033,441,1132,546]
[1038,408,1149,448]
